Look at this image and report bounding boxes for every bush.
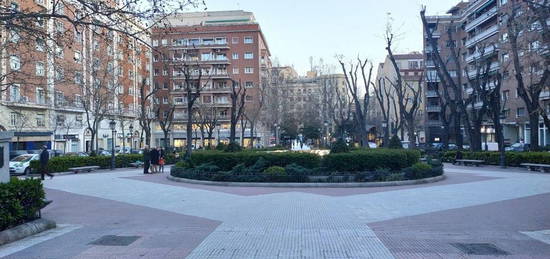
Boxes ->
[263,166,286,182]
[30,154,144,173]
[189,151,321,171]
[388,135,403,149]
[330,139,350,153]
[404,162,433,180]
[1,178,46,231]
[284,163,311,182]
[323,149,420,172]
[224,142,242,152]
[215,143,227,151]
[442,151,550,167]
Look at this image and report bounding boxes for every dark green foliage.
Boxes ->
[263,166,285,175]
[323,149,420,172]
[388,135,403,149]
[215,142,227,151]
[224,142,242,152]
[330,139,350,153]
[30,154,146,173]
[403,162,433,180]
[189,151,321,171]
[1,178,46,231]
[443,151,550,167]
[263,166,287,182]
[284,163,311,182]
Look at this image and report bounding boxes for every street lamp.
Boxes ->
[109,119,116,170]
[274,123,279,146]
[216,122,221,145]
[323,120,329,147]
[129,124,134,154]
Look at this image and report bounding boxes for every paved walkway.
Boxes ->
[2,164,550,258]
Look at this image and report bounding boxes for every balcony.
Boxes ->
[466,44,498,63]
[467,61,499,79]
[540,91,550,100]
[465,6,498,32]
[200,57,230,65]
[465,24,499,48]
[426,105,441,112]
[426,90,439,98]
[427,120,442,126]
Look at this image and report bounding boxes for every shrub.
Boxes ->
[174,161,191,169]
[385,173,405,181]
[372,168,391,182]
[189,151,321,171]
[404,162,433,180]
[30,154,144,173]
[388,135,403,149]
[323,149,420,172]
[224,142,242,152]
[263,166,286,182]
[330,139,350,153]
[1,178,46,231]
[442,151,550,167]
[284,163,311,182]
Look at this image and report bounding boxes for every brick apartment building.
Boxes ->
[1,0,150,153]
[374,52,425,144]
[151,10,272,148]
[423,0,549,146]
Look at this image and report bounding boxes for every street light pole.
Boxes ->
[323,120,329,148]
[216,122,221,145]
[109,120,116,170]
[129,124,134,154]
[274,123,279,146]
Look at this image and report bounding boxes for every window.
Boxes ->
[215,96,229,104]
[56,115,65,126]
[54,2,64,15]
[215,37,227,45]
[76,115,83,126]
[244,67,254,74]
[36,113,45,127]
[163,82,169,89]
[36,62,45,76]
[36,17,44,27]
[408,61,419,69]
[55,66,64,80]
[232,37,239,44]
[55,45,63,57]
[245,95,253,101]
[10,112,19,126]
[161,39,168,46]
[36,88,45,104]
[9,29,19,43]
[10,55,20,71]
[233,68,239,74]
[163,97,168,104]
[232,53,239,60]
[516,107,525,117]
[244,36,253,44]
[203,96,211,103]
[74,71,83,84]
[36,39,45,51]
[10,85,20,102]
[55,21,64,33]
[154,69,159,76]
[74,51,82,63]
[75,30,82,42]
[502,90,509,101]
[244,52,254,59]
[152,40,159,47]
[245,81,254,88]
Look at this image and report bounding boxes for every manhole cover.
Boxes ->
[452,243,508,255]
[89,235,140,246]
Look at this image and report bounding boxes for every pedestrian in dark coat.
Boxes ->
[143,146,151,174]
[39,145,54,180]
[150,147,159,173]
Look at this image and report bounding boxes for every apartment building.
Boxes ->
[151,10,272,148]
[1,0,150,153]
[373,53,425,143]
[423,0,548,146]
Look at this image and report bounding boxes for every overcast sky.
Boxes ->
[192,0,461,75]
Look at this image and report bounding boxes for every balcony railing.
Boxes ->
[465,24,499,47]
[426,90,439,98]
[466,44,498,63]
[426,105,442,112]
[465,6,498,32]
[467,61,499,79]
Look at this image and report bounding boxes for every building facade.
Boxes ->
[423,0,548,146]
[374,53,426,144]
[1,0,150,153]
[151,10,272,148]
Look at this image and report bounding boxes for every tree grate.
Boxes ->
[89,235,140,246]
[451,243,509,255]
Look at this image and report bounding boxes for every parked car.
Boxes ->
[9,150,29,160]
[9,154,39,176]
[65,152,89,157]
[98,150,112,156]
[505,143,529,152]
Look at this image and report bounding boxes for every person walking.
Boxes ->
[150,147,159,173]
[143,145,151,174]
[39,145,54,180]
[158,147,165,173]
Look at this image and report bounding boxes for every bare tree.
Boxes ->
[373,78,393,146]
[337,57,373,147]
[137,78,156,148]
[155,97,176,149]
[196,103,218,148]
[229,79,246,144]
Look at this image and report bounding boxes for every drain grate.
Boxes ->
[451,243,508,255]
[89,235,140,246]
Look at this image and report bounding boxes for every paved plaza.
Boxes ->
[2,164,550,258]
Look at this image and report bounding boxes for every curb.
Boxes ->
[0,219,56,246]
[167,174,446,188]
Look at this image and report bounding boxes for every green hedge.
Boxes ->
[442,151,550,167]
[1,178,46,231]
[323,149,420,172]
[30,154,176,173]
[188,151,322,171]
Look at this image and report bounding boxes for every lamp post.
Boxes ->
[129,124,134,154]
[216,122,221,145]
[274,123,279,146]
[109,119,116,170]
[323,120,329,148]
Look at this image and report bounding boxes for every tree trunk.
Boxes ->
[184,107,193,160]
[163,130,169,149]
[529,112,540,151]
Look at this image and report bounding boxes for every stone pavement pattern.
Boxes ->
[2,164,550,258]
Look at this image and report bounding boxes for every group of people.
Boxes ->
[142,146,165,174]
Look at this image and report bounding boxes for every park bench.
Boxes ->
[129,161,144,168]
[520,163,550,173]
[68,166,100,174]
[455,159,484,167]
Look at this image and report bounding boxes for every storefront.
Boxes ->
[10,132,53,151]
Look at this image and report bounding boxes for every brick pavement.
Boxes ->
[2,165,550,258]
